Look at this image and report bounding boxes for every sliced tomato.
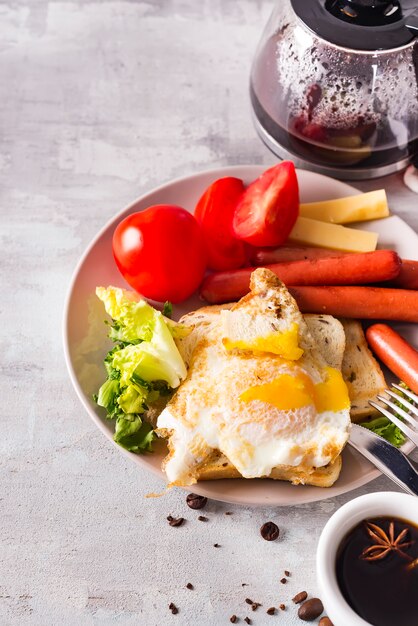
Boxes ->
[232,162,299,247]
[194,177,246,271]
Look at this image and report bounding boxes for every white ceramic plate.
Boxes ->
[63,165,418,506]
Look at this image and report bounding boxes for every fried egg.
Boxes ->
[157,269,351,486]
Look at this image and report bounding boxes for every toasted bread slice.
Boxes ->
[196,451,342,487]
[221,269,314,358]
[304,314,346,371]
[175,305,228,367]
[340,319,387,422]
[177,307,345,370]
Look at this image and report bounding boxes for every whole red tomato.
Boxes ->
[113,205,207,303]
[194,177,246,271]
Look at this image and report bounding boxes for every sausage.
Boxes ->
[200,250,401,304]
[365,324,418,394]
[391,260,418,290]
[252,250,418,291]
[288,286,418,324]
[250,246,350,265]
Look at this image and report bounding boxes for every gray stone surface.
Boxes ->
[1,1,418,625]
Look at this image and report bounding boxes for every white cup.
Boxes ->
[316,492,418,626]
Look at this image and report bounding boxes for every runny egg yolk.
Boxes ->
[223,323,303,361]
[240,366,350,413]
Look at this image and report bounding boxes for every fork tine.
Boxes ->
[376,395,418,430]
[392,384,418,406]
[369,400,418,446]
[384,389,418,423]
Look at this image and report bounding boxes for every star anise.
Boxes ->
[361,521,414,562]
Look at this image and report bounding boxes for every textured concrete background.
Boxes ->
[1,1,418,625]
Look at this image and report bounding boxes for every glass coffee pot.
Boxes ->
[250,0,418,179]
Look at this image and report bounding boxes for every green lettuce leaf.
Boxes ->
[110,330,185,389]
[94,286,187,454]
[360,382,410,448]
[117,384,147,415]
[162,301,173,318]
[96,377,121,421]
[165,317,193,340]
[114,414,155,452]
[96,286,156,344]
[96,286,186,384]
[361,416,406,448]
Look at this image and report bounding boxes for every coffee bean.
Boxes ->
[298,598,324,621]
[245,598,253,605]
[267,607,276,615]
[319,618,334,626]
[167,516,184,527]
[168,602,178,614]
[198,515,208,522]
[292,591,308,604]
[186,493,207,510]
[186,583,193,590]
[244,618,251,625]
[230,616,237,624]
[260,521,280,541]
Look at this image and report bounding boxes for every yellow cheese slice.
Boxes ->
[288,216,378,253]
[299,190,389,224]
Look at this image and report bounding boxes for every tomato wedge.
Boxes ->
[232,162,299,247]
[194,177,246,271]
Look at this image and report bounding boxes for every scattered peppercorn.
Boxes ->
[279,604,286,610]
[186,583,193,590]
[280,578,287,584]
[168,602,178,615]
[267,607,276,615]
[213,543,221,548]
[244,618,251,625]
[284,570,290,577]
[230,616,238,624]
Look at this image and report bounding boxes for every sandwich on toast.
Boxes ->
[156,268,352,487]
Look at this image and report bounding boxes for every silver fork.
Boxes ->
[369,384,418,447]
[348,385,418,495]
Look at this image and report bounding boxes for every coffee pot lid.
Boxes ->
[291,0,418,51]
